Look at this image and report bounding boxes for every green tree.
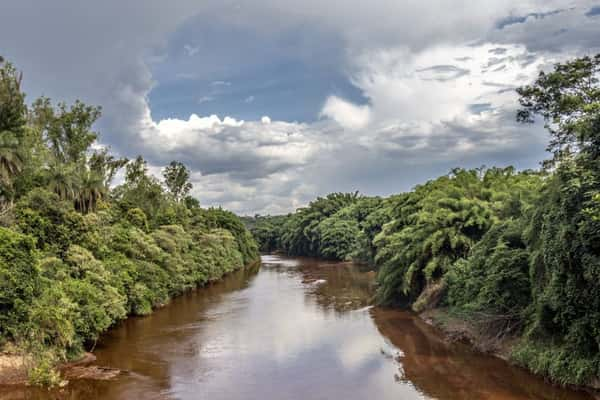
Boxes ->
[375,168,542,305]
[75,168,104,213]
[0,227,40,339]
[510,54,600,385]
[45,159,79,201]
[30,97,100,164]
[0,60,27,206]
[163,161,193,202]
[88,148,128,190]
[517,54,600,168]
[0,57,259,386]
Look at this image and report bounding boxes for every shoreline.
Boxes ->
[417,307,600,399]
[0,259,261,388]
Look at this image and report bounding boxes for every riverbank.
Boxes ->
[0,351,25,386]
[0,259,261,388]
[419,308,515,360]
[1,255,593,400]
[0,351,122,386]
[418,308,600,398]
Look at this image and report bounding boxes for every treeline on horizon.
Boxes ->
[0,56,258,385]
[245,54,600,387]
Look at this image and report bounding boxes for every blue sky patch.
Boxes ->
[585,6,600,17]
[147,14,368,122]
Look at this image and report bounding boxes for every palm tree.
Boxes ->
[0,60,26,188]
[46,160,79,201]
[76,169,105,213]
[0,133,23,213]
[0,136,22,186]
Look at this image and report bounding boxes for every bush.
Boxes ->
[447,220,531,335]
[0,227,39,339]
[512,340,599,386]
[126,207,149,231]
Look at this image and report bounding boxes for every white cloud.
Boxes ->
[2,0,598,214]
[320,96,371,130]
[244,95,255,103]
[107,41,562,214]
[138,112,325,179]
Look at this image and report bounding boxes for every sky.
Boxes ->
[1,1,599,215]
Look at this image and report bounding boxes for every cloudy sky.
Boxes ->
[2,1,599,214]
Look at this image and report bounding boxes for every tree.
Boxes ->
[30,97,100,164]
[517,54,600,167]
[374,168,542,305]
[88,148,127,190]
[511,54,600,384]
[279,192,361,256]
[124,155,148,186]
[162,161,192,202]
[0,136,22,186]
[45,160,78,201]
[0,227,39,337]
[0,57,260,386]
[75,168,104,213]
[114,156,170,225]
[0,60,27,206]
[0,59,26,134]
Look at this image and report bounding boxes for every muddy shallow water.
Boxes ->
[1,255,593,399]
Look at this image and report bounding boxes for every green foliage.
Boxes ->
[0,227,39,338]
[126,207,149,231]
[200,207,259,265]
[0,60,26,204]
[243,214,287,252]
[375,167,542,305]
[163,160,193,202]
[512,54,600,385]
[27,351,63,387]
[0,60,26,134]
[447,220,531,334]
[517,54,600,168]
[512,340,599,386]
[30,96,100,164]
[0,57,258,384]
[246,192,370,259]
[246,54,600,387]
[317,216,360,260]
[15,188,86,254]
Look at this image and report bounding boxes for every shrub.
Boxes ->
[0,227,39,339]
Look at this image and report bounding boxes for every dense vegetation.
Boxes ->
[0,57,258,385]
[246,54,600,387]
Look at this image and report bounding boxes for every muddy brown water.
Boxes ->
[0,255,593,400]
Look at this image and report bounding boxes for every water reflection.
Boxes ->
[372,309,592,400]
[0,256,592,400]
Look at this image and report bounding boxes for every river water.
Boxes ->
[1,255,593,399]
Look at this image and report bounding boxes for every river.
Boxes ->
[1,255,593,399]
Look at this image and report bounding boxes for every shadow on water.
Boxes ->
[372,308,593,400]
